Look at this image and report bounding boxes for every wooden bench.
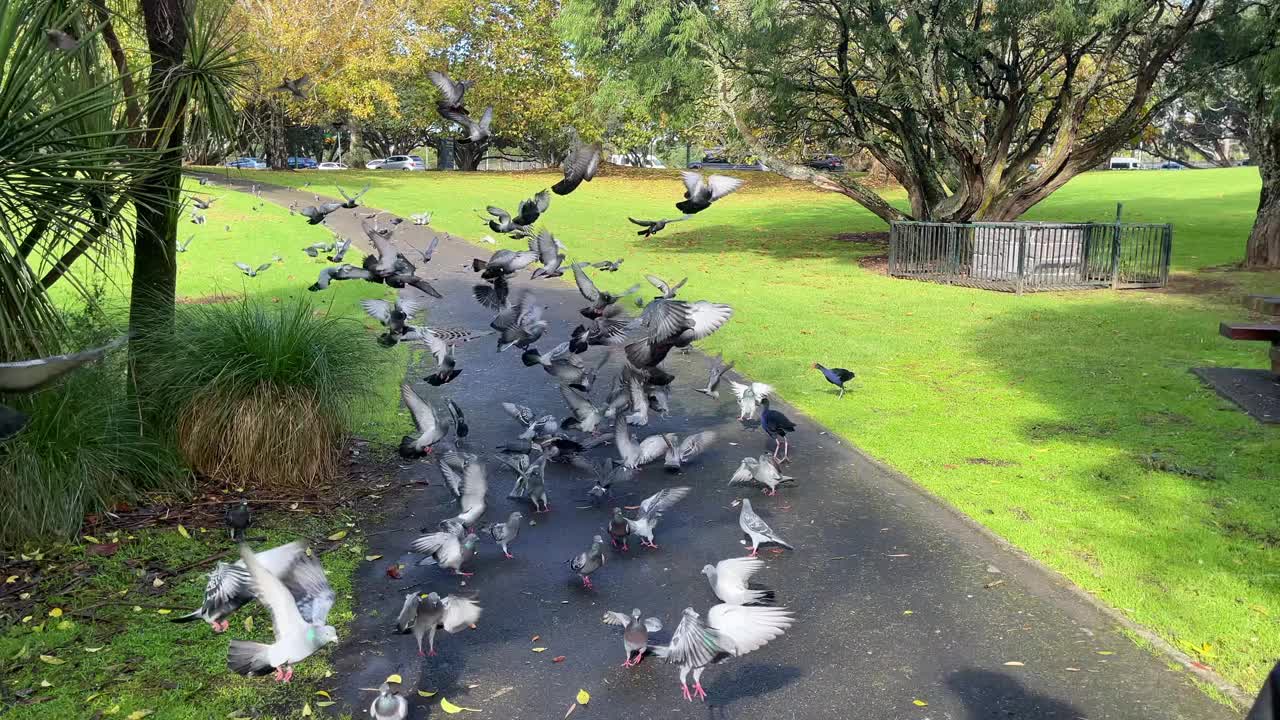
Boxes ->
[1245,295,1280,318]
[1220,323,1280,378]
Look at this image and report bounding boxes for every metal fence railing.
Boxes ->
[888,217,1171,293]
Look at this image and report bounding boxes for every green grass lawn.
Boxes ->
[0,182,409,719]
[245,164,1279,695]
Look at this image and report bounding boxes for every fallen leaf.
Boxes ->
[552,656,566,663]
[40,679,52,688]
[152,577,165,588]
[364,555,382,562]
[1004,661,1024,666]
[564,703,577,719]
[531,647,547,653]
[1065,667,1080,671]
[913,699,928,707]
[38,655,65,665]
[301,702,312,717]
[417,690,437,698]
[125,711,154,720]
[4,575,16,584]
[984,579,1005,589]
[156,609,171,615]
[316,701,334,708]
[327,530,348,541]
[314,690,330,699]
[531,635,540,642]
[902,610,913,615]
[386,564,403,580]
[1096,651,1114,656]
[440,697,479,713]
[244,616,253,632]
[47,608,62,618]
[576,689,590,705]
[177,525,190,539]
[386,673,403,684]
[82,535,101,544]
[84,647,104,653]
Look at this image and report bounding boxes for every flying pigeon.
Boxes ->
[192,196,217,210]
[675,171,743,214]
[701,557,776,606]
[226,542,337,682]
[729,455,795,495]
[760,397,797,461]
[738,498,792,556]
[569,535,606,588]
[614,421,669,470]
[622,486,691,549]
[559,384,605,434]
[361,297,425,345]
[528,229,565,279]
[190,212,206,225]
[176,234,195,253]
[369,682,408,720]
[396,590,482,656]
[814,363,856,398]
[457,106,493,144]
[695,354,735,398]
[628,215,690,237]
[571,262,640,318]
[336,183,370,209]
[552,141,601,195]
[445,460,487,528]
[298,202,342,225]
[398,383,449,458]
[226,501,251,541]
[446,398,468,444]
[603,608,663,668]
[172,540,307,632]
[301,241,334,258]
[478,511,523,558]
[428,70,472,117]
[513,190,551,227]
[411,532,479,576]
[645,274,687,300]
[273,74,311,99]
[234,262,271,278]
[662,431,716,472]
[591,258,623,272]
[0,336,126,393]
[729,381,772,421]
[655,603,794,701]
[309,263,372,291]
[327,237,353,263]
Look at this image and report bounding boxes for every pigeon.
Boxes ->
[622,486,691,549]
[491,295,547,352]
[814,363,856,398]
[478,511,523,558]
[398,383,449,458]
[729,381,772,421]
[571,263,640,318]
[226,501,251,541]
[45,28,77,51]
[302,241,335,258]
[655,604,794,701]
[559,384,605,433]
[411,532,479,576]
[552,142,601,195]
[603,608,663,668]
[403,591,482,656]
[513,190,551,227]
[298,202,342,225]
[738,498,792,556]
[384,272,443,300]
[447,461,487,528]
[309,263,372,291]
[0,336,126,392]
[192,196,217,210]
[523,456,550,512]
[614,421,668,470]
[701,557,776,606]
[729,455,794,495]
[569,534,606,588]
[591,258,623,272]
[645,274,687,300]
[675,171,743,214]
[409,235,441,264]
[474,248,539,279]
[447,399,468,443]
[197,176,209,186]
[496,451,533,497]
[695,354,735,398]
[457,106,493,144]
[568,314,629,354]
[190,212,206,225]
[336,184,371,209]
[327,237,353,262]
[273,74,311,99]
[608,506,632,549]
[760,397,797,461]
[226,542,337,682]
[411,212,431,226]
[361,297,425,345]
[662,431,717,472]
[436,447,473,499]
[628,215,690,237]
[626,299,733,368]
[428,70,473,118]
[172,540,307,632]
[416,329,460,385]
[528,229,565,279]
[502,402,536,428]
[369,682,408,720]
[482,205,519,235]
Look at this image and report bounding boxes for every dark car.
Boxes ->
[1159,161,1184,170]
[806,155,845,171]
[287,156,317,169]
[687,155,765,171]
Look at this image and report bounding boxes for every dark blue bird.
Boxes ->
[759,397,797,462]
[813,363,855,398]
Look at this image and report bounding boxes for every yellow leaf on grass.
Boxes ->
[1096,651,1114,656]
[301,702,312,717]
[440,697,479,713]
[85,647,104,653]
[364,555,383,561]
[244,616,253,632]
[82,535,101,544]
[5,575,17,584]
[385,673,402,684]
[177,525,190,539]
[126,711,154,720]
[152,577,165,588]
[48,608,63,618]
[38,654,65,665]
[417,691,437,697]
[316,701,334,708]
[327,530,348,541]
[40,679,52,688]
[913,699,928,707]
[314,690,330,699]
[575,689,590,705]
[531,647,547,653]
[156,609,171,615]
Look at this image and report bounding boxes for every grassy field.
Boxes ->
[242,164,1279,695]
[0,182,409,719]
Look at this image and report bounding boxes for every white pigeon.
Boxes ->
[738,498,793,557]
[623,486,691,549]
[655,603,794,701]
[729,381,773,421]
[174,540,307,632]
[226,543,337,682]
[700,557,776,605]
[399,383,449,458]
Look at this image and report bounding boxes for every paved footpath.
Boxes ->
[204,172,1235,720]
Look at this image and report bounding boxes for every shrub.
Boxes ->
[145,298,384,490]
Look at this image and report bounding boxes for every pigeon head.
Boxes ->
[682,607,701,621]
[631,608,642,619]
[462,533,479,549]
[699,564,716,577]
[508,511,524,523]
[307,624,338,648]
[611,507,624,518]
[398,436,425,458]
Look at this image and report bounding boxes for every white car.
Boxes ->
[365,159,386,170]
[379,155,423,171]
[317,162,348,171]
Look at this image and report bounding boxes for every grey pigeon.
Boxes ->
[552,141,601,195]
[457,106,492,144]
[0,336,125,392]
[728,455,795,495]
[411,532,479,577]
[523,455,550,512]
[420,328,461,386]
[645,274,687,300]
[411,212,431,226]
[608,506,631,550]
[614,421,668,470]
[603,608,662,667]
[226,542,337,682]
[478,511,523,558]
[336,183,371,209]
[45,28,77,51]
[298,202,342,225]
[490,293,547,351]
[569,534,606,588]
[177,234,195,253]
[662,431,716,472]
[327,237,353,262]
[695,353,735,398]
[528,229,565,280]
[193,196,217,210]
[273,74,311,99]
[190,212,206,225]
[301,241,335,258]
[474,247,539,278]
[436,447,474,499]
[369,682,408,720]
[446,461,487,527]
[361,297,425,344]
[623,487,691,549]
[591,258,623,272]
[675,171,743,215]
[701,557,776,605]
[513,190,551,226]
[625,299,733,368]
[628,215,690,237]
[398,383,449,458]
[501,402,536,428]
[397,590,482,656]
[654,604,793,701]
[428,70,472,117]
[497,451,533,498]
[738,498,793,556]
[172,540,307,632]
[309,263,372,291]
[559,384,604,433]
[234,262,271,277]
[226,501,251,541]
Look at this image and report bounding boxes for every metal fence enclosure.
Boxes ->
[888,220,1171,293]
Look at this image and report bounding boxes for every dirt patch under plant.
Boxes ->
[177,293,239,305]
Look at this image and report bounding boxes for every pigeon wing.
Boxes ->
[400,384,439,437]
[459,461,487,513]
[238,544,308,644]
[638,486,691,520]
[281,551,336,625]
[687,301,733,340]
[571,263,601,302]
[0,336,125,392]
[706,175,744,200]
[707,603,793,656]
[440,594,482,632]
[666,610,720,668]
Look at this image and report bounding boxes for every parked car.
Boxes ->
[365,159,386,170]
[287,156,317,169]
[225,157,266,169]
[687,155,765,171]
[378,155,423,170]
[1159,161,1184,170]
[411,155,427,168]
[317,162,348,171]
[1108,157,1140,170]
[805,155,845,171]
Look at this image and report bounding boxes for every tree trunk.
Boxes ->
[266,102,288,170]
[1245,89,1280,269]
[454,139,491,171]
[129,0,188,414]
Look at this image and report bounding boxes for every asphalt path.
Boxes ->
[202,171,1233,720]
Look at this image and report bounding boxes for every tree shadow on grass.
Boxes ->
[946,669,1086,719]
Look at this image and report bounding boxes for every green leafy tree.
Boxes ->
[1239,6,1280,268]
[562,0,1269,223]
